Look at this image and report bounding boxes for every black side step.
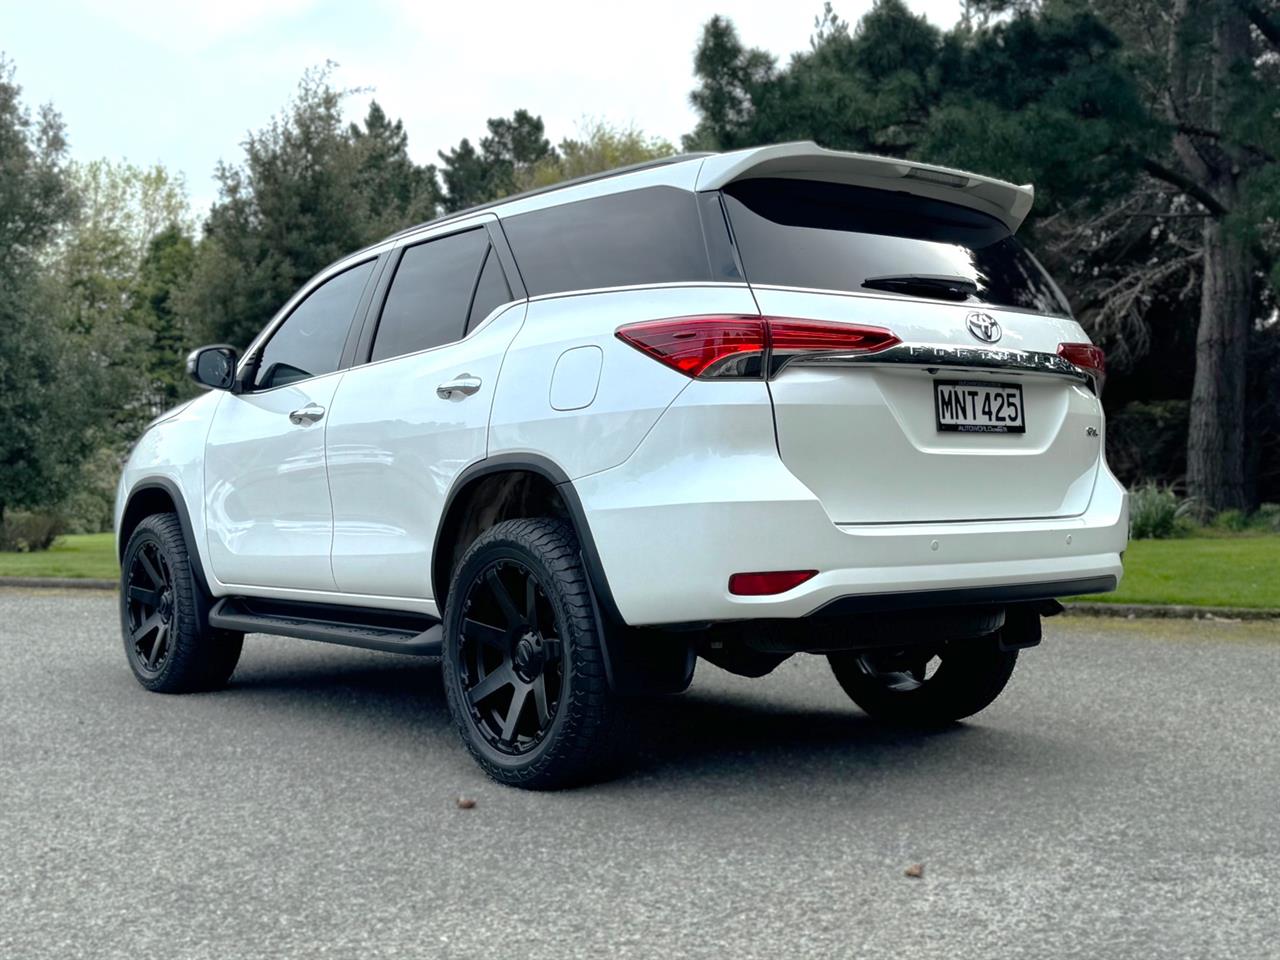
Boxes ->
[208,597,442,657]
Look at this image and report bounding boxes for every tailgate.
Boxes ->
[756,288,1103,524]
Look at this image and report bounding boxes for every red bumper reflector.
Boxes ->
[728,570,818,596]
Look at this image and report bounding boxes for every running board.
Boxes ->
[208,597,442,657]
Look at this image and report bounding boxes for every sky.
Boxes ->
[3,0,963,214]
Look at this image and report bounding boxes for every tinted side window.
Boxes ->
[502,186,713,297]
[371,229,488,362]
[255,259,375,390]
[466,247,513,333]
[722,178,1071,317]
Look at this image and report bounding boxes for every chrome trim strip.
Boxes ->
[746,282,1073,320]
[792,343,1091,384]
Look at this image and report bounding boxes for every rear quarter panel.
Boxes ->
[487,283,760,479]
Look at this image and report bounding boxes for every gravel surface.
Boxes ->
[2,587,1277,959]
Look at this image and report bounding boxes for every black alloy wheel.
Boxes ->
[124,539,176,677]
[119,513,243,693]
[457,558,565,755]
[828,636,1018,726]
[442,518,619,789]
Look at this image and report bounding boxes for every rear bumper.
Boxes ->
[572,384,1128,626]
[811,576,1116,616]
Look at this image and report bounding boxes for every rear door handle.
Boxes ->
[436,374,482,399]
[288,403,326,425]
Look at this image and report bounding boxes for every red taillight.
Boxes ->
[615,315,765,378]
[728,570,818,596]
[616,316,900,379]
[1057,342,1106,393]
[767,318,899,358]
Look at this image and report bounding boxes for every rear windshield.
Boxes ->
[721,178,1070,317]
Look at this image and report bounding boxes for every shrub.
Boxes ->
[57,446,121,535]
[0,510,64,552]
[1214,508,1250,533]
[1256,503,1280,532]
[1128,483,1194,539]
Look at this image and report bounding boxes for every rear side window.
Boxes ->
[371,229,489,362]
[502,186,714,297]
[254,259,375,390]
[722,178,1070,317]
[466,247,512,333]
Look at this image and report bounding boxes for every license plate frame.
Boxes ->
[933,379,1026,434]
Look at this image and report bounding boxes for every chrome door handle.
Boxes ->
[288,404,326,425]
[436,374,482,399]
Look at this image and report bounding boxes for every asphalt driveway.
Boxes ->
[2,588,1277,959]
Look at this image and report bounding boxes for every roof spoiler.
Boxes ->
[695,141,1035,233]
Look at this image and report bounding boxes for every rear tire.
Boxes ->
[442,518,619,789]
[120,513,243,693]
[828,635,1017,726]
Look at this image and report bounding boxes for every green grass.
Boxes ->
[0,532,118,580]
[2,531,1277,610]
[1078,535,1280,609]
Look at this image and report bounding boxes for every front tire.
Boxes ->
[442,518,618,789]
[120,513,243,693]
[828,636,1017,726]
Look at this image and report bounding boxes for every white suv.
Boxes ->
[116,142,1127,788]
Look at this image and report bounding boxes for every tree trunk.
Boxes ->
[1186,215,1251,512]
[1181,0,1253,515]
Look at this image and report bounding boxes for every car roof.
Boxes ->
[350,141,1035,265]
[383,152,714,243]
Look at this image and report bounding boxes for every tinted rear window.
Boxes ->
[722,178,1070,317]
[467,246,513,333]
[371,228,488,362]
[502,186,715,297]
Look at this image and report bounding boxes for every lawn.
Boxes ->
[0,532,117,580]
[1077,535,1280,609]
[1,531,1277,610]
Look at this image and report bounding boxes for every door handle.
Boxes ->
[436,374,482,399]
[288,404,326,425]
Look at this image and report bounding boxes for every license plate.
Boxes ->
[934,380,1025,434]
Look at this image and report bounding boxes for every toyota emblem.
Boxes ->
[966,311,1001,344]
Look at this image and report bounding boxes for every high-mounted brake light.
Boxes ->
[1057,342,1106,394]
[616,316,900,379]
[728,570,818,596]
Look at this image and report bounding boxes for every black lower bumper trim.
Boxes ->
[810,576,1118,617]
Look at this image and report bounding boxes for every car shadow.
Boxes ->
[216,644,1064,790]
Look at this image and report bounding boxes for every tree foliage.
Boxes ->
[182,65,441,348]
[0,58,88,523]
[438,109,554,211]
[129,225,198,416]
[515,120,675,192]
